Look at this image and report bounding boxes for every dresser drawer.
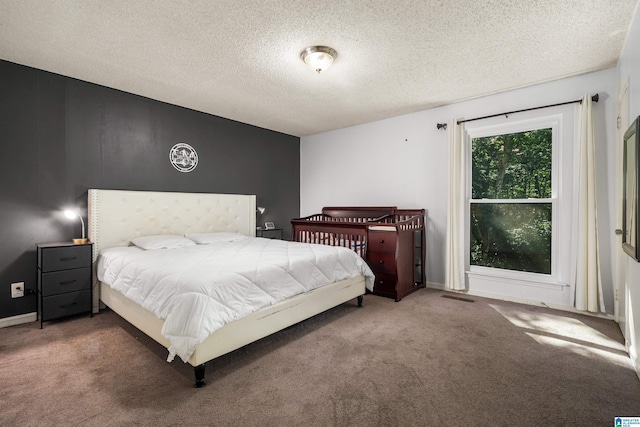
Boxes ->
[367,231,397,253]
[367,252,397,274]
[41,268,91,296]
[42,290,91,321]
[373,272,397,295]
[39,245,92,272]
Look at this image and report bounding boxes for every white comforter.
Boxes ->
[97,238,374,362]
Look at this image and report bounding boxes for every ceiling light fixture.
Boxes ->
[300,46,337,73]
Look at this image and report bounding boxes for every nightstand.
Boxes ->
[256,228,283,240]
[37,242,93,328]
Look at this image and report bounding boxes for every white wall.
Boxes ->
[618,1,640,378]
[301,68,619,311]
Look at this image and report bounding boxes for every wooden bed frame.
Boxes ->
[88,189,366,387]
[291,207,426,301]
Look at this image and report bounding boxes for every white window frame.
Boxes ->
[466,115,563,286]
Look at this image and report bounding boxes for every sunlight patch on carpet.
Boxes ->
[525,333,632,368]
[489,304,626,353]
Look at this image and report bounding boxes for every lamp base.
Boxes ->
[72,238,88,244]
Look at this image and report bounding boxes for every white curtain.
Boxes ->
[445,119,466,290]
[572,95,605,312]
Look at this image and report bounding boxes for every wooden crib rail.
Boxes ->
[321,206,396,222]
[291,220,368,258]
[392,209,425,231]
[294,213,335,222]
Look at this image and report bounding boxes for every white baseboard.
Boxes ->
[425,283,615,320]
[627,339,640,381]
[0,312,37,329]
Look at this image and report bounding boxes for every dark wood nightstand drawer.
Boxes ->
[373,272,397,295]
[41,267,91,296]
[367,230,397,253]
[39,245,92,272]
[41,290,91,321]
[367,252,397,274]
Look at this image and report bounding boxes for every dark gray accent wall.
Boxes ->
[0,59,300,320]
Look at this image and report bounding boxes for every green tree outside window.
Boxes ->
[471,129,552,274]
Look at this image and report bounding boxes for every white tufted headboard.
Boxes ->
[88,189,256,256]
[88,189,256,312]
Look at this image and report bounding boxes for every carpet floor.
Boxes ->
[1,288,638,426]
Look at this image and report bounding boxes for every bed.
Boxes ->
[291,207,426,301]
[88,189,373,387]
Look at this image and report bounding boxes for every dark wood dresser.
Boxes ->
[366,225,423,301]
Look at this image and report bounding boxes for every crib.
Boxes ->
[291,207,426,301]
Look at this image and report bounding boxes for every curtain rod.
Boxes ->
[454,93,599,126]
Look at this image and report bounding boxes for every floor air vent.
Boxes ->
[441,294,476,303]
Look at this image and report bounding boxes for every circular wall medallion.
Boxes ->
[169,143,198,173]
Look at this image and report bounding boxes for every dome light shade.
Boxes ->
[301,46,337,73]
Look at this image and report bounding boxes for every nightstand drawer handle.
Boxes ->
[59,256,77,262]
[59,302,77,309]
[379,260,384,264]
[379,240,384,243]
[59,279,77,286]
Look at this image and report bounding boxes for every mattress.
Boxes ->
[97,237,374,362]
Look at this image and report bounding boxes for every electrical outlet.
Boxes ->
[11,282,24,298]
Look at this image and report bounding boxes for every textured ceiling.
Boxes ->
[0,0,637,137]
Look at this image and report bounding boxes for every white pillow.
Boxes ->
[130,235,196,250]
[185,232,248,244]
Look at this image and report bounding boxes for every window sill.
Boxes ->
[467,268,571,306]
[468,266,567,288]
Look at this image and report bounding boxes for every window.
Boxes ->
[470,126,555,275]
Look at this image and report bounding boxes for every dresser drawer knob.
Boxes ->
[60,256,77,262]
[59,279,77,286]
[379,240,384,243]
[378,260,384,264]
